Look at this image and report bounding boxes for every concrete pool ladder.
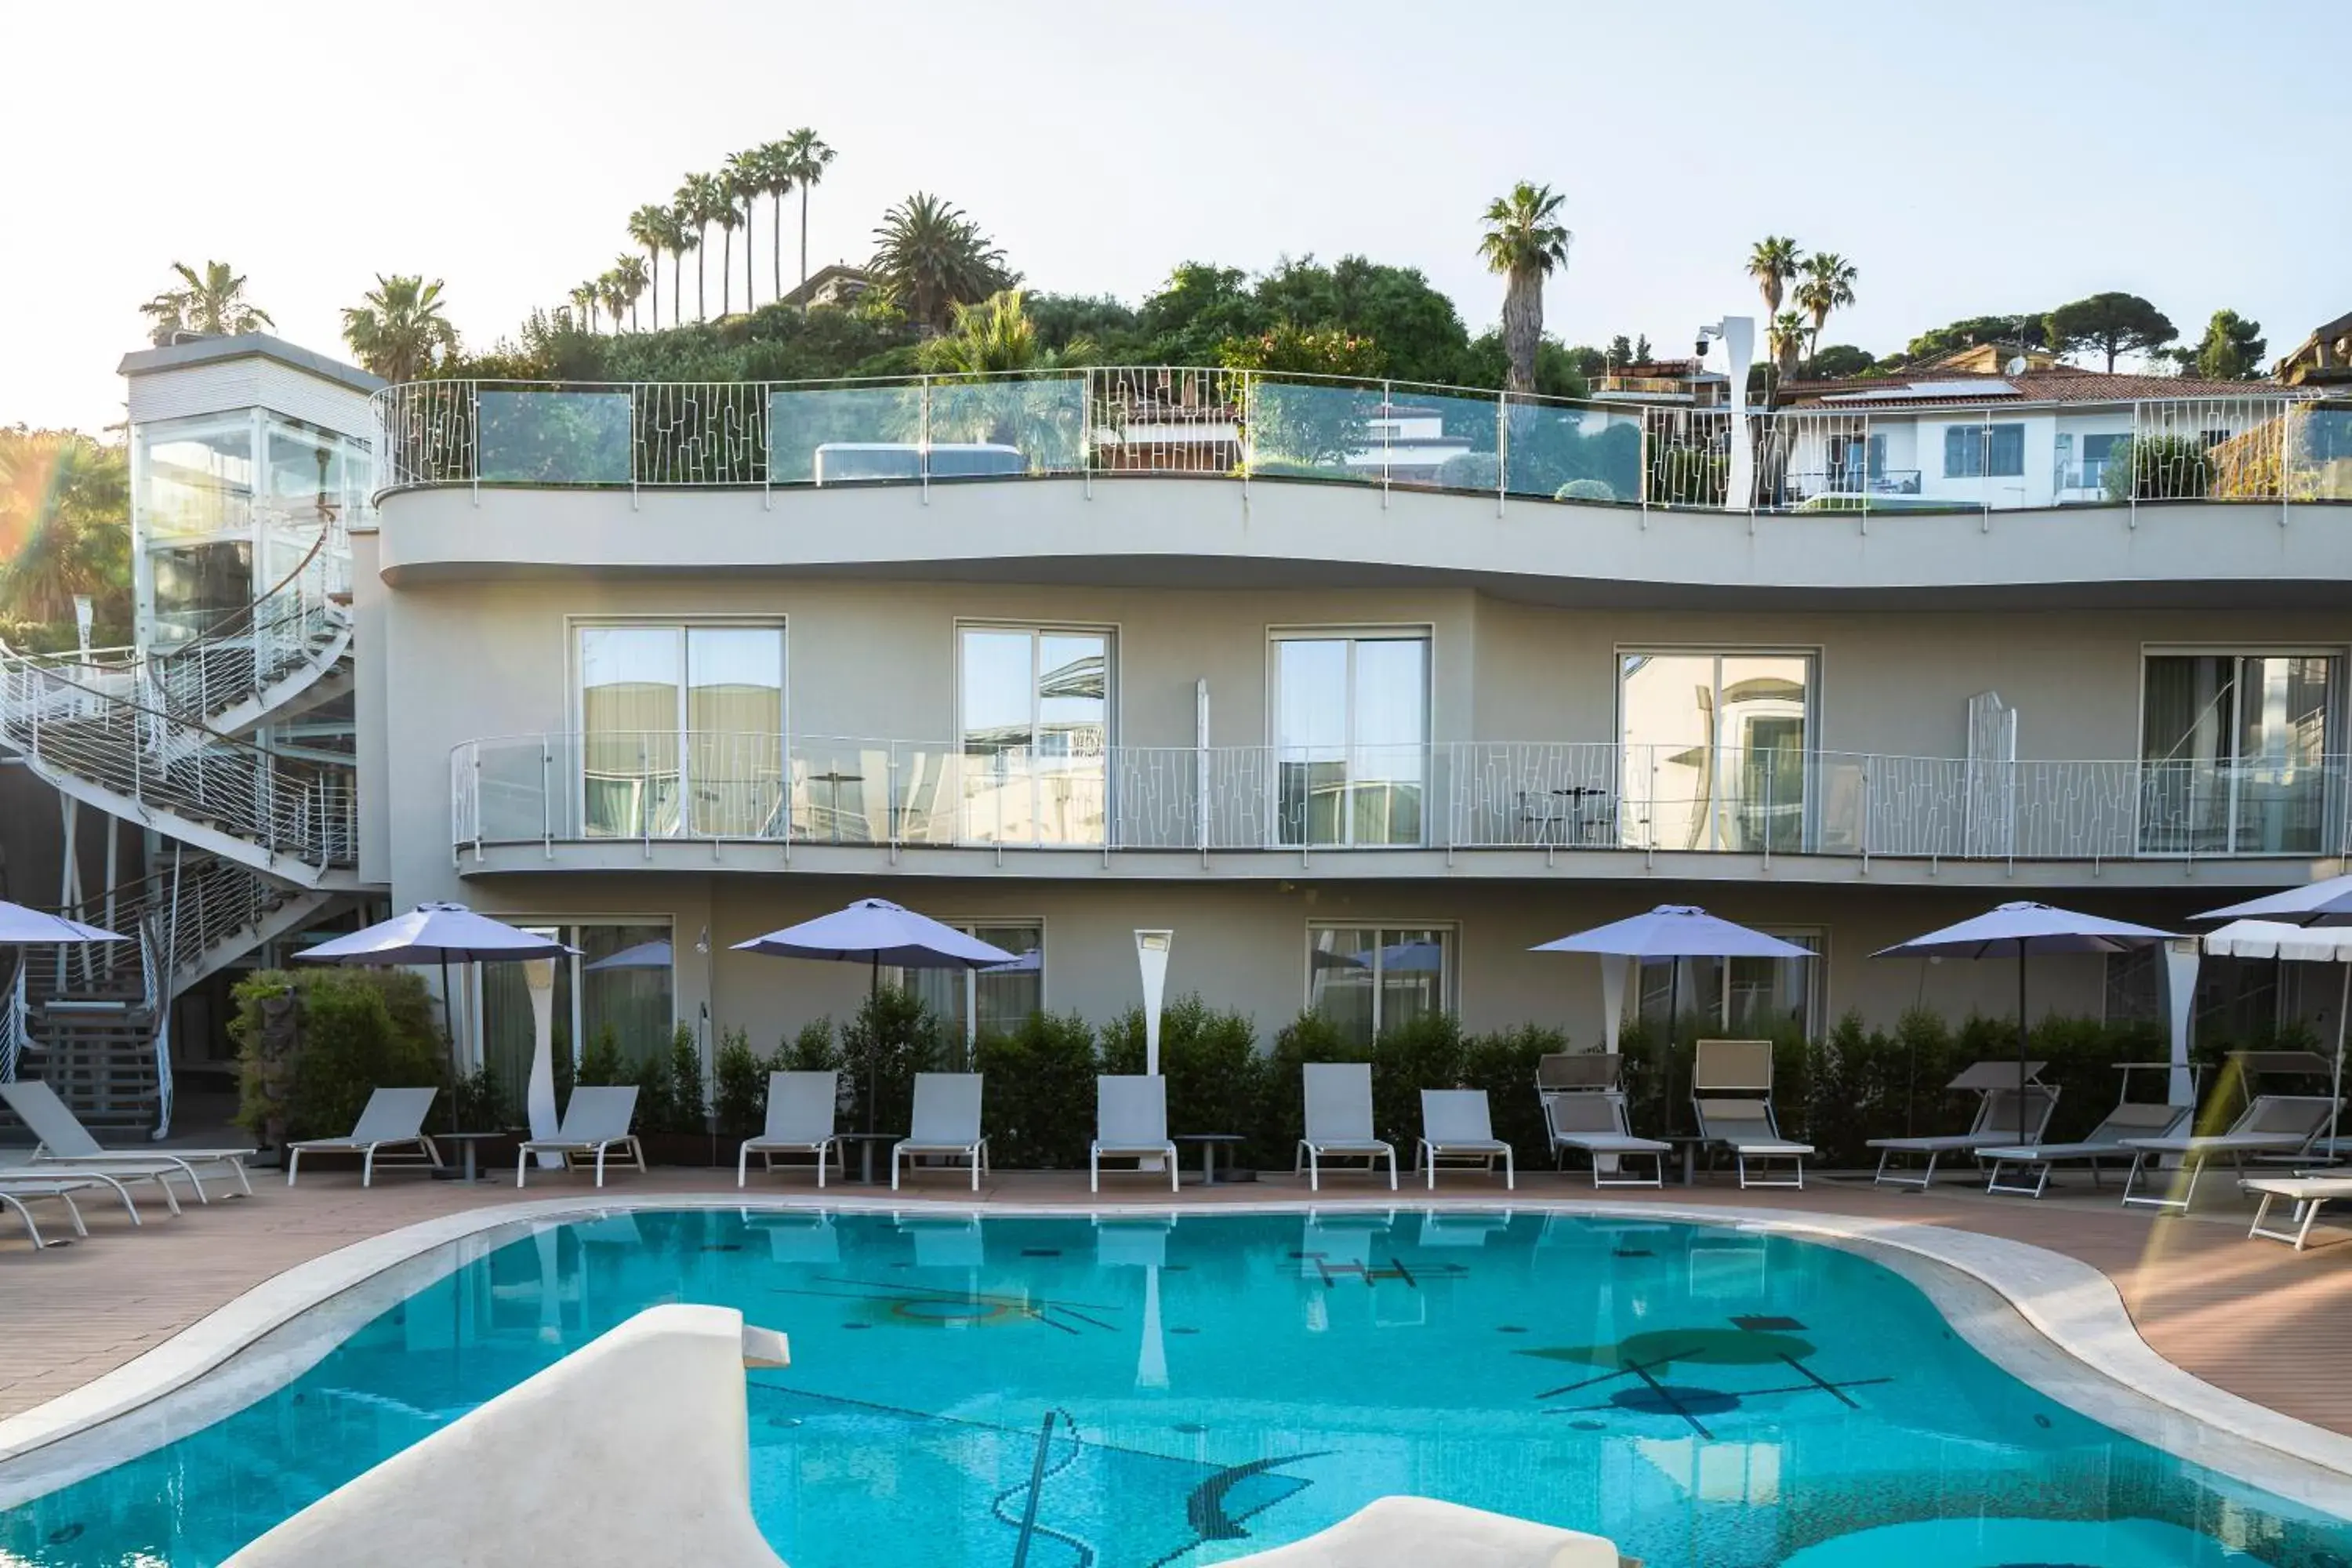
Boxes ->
[220,1304,1624,1568]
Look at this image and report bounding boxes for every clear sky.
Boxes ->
[6,0,2345,431]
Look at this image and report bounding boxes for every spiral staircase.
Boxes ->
[0,521,368,1134]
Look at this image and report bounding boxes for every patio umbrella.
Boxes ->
[2200,917,2352,1155]
[299,903,580,1134]
[1533,906,1816,1134]
[1872,902,2174,1139]
[732,898,1018,1130]
[0,901,126,945]
[2199,873,2352,927]
[584,939,673,972]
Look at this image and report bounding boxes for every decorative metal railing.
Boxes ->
[372,370,2350,514]
[451,731,2352,867]
[24,854,324,1009]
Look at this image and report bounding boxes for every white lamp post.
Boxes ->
[1136,930,1173,1076]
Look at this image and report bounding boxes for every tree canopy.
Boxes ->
[0,427,130,646]
[2045,292,2177,372]
[2182,309,2267,380]
[1901,313,2049,361]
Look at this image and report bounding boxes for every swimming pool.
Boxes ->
[2,1207,2349,1567]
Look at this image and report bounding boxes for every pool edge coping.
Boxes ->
[5,1189,2350,1486]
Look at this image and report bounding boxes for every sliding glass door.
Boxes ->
[959,626,1109,845]
[2141,653,2337,855]
[1275,633,1428,846]
[1620,652,1813,852]
[579,625,784,838]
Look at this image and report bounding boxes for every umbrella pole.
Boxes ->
[440,956,459,1138]
[2016,946,2030,1142]
[1666,958,1680,1137]
[2333,963,2349,1160]
[868,954,880,1135]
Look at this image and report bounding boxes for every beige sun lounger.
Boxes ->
[287,1087,441,1187]
[1091,1075,1178,1193]
[1981,1067,2190,1198]
[1416,1090,1514,1190]
[2243,1175,2352,1250]
[518,1085,645,1188]
[2120,1094,2339,1213]
[737,1071,842,1188]
[1868,1062,2060,1189]
[1296,1062,1396,1192]
[893,1073,989,1192]
[2,1078,252,1206]
[1692,1039,1813,1189]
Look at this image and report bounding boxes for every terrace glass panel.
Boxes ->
[1504,401,1644,503]
[476,390,631,485]
[2292,408,2352,502]
[1247,381,1385,484]
[1392,390,1500,492]
[925,378,1086,475]
[767,386,921,485]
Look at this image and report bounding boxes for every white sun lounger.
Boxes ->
[736,1070,841,1189]
[1868,1062,2060,1189]
[1091,1074,1177,1193]
[0,1173,140,1250]
[287,1087,441,1187]
[517,1085,644,1188]
[1296,1062,1396,1192]
[893,1073,989,1192]
[2120,1094,2339,1213]
[2,1078,252,1206]
[1692,1039,1813,1189]
[2242,1176,2352,1250]
[1981,1069,2191,1198]
[1415,1090,1515,1190]
[1544,1092,1671,1187]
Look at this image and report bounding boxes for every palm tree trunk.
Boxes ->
[721,230,732,317]
[798,190,811,300]
[673,251,683,327]
[1501,272,1541,395]
[746,201,757,311]
[771,195,782,304]
[648,249,660,331]
[697,235,707,322]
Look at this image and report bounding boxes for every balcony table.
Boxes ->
[1175,1133,1246,1187]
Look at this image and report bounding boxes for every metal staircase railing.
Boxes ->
[24,855,330,1008]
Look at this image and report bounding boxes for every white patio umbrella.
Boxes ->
[2201,873,2352,928]
[0,901,126,946]
[2200,917,2352,1154]
[1533,906,1817,1133]
[299,904,581,1134]
[732,898,1018,1130]
[1872,901,2174,1140]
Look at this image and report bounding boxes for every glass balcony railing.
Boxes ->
[452,734,2352,866]
[372,372,2352,514]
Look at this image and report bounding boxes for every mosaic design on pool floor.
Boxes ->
[1523,1319,1893,1441]
[768,1274,1127,1334]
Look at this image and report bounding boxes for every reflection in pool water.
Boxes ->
[0,1208,2346,1566]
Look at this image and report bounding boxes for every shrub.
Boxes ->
[576,1023,627,1087]
[1437,452,1498,492]
[976,1011,1098,1167]
[1554,477,1616,503]
[840,985,946,1133]
[1370,1011,1465,1147]
[2103,434,2212,501]
[712,1025,766,1138]
[230,969,445,1145]
[1461,1022,1566,1161]
[667,1023,706,1131]
[452,1064,517,1131]
[1102,995,1265,1163]
[778,1017,840,1071]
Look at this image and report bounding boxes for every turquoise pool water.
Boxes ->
[2,1207,2349,1566]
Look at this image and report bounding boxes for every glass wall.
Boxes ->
[1620,651,1813,852]
[141,415,253,540]
[579,624,785,838]
[2140,653,2337,855]
[958,626,1109,845]
[1306,925,1454,1048]
[1275,633,1428,846]
[902,920,1044,1058]
[480,921,677,1101]
[1637,930,1824,1041]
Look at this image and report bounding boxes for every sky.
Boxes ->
[5,0,2347,433]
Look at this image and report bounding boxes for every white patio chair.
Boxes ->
[516,1085,645,1189]
[2120,1094,2339,1213]
[0,1173,136,1250]
[286,1087,441,1188]
[1414,1089,1514,1189]
[1690,1038,1813,1189]
[2,1077,252,1206]
[1091,1074,1177,1193]
[736,1070,842,1189]
[892,1073,989,1192]
[1295,1062,1396,1192]
[1867,1062,2060,1189]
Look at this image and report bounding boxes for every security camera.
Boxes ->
[1694,337,1710,360]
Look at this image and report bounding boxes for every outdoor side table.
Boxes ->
[1661,1134,1711,1187]
[837,1131,902,1185]
[1177,1134,1244,1187]
[433,1131,503,1182]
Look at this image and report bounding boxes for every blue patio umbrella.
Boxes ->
[0,901,126,946]
[733,898,1018,1130]
[1873,901,2173,1139]
[2198,873,2352,927]
[1534,906,1817,1134]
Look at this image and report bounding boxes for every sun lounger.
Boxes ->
[517,1085,644,1188]
[2120,1094,2339,1213]
[1691,1038,1813,1189]
[1415,1090,1514,1190]
[1091,1074,1177,1193]
[2,1078,252,1205]
[287,1087,441,1187]
[1295,1062,1396,1192]
[892,1073,989,1192]
[1981,1065,2191,1197]
[736,1070,842,1189]
[0,1172,138,1250]
[1544,1092,1671,1187]
[1868,1062,2060,1189]
[2242,1175,2352,1250]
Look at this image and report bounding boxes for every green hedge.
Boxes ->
[230,968,447,1144]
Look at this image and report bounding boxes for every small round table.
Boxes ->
[433,1131,504,1182]
[837,1131,902,1185]
[1176,1134,1244,1187]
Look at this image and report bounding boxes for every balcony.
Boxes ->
[449,733,2352,885]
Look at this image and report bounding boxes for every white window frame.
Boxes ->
[1301,920,1460,1039]
[889,916,1048,1053]
[1614,644,1821,853]
[1267,625,1436,849]
[953,620,1118,848]
[1636,926,1825,1041]
[463,916,678,1073]
[568,617,789,839]
[2136,643,2346,859]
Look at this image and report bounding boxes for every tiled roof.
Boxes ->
[1774,365,2288,409]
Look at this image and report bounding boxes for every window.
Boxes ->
[1274,632,1429,847]
[2140,652,2337,855]
[578,624,785,838]
[1306,925,1454,1048]
[1944,423,2024,478]
[1637,929,1824,1041]
[958,626,1110,845]
[901,920,1044,1057]
[149,540,253,644]
[479,920,676,1092]
[140,413,253,541]
[1619,651,1813,852]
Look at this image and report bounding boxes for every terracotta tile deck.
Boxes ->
[6,1159,2352,1436]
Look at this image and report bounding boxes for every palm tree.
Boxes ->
[340,274,458,383]
[868,193,1015,332]
[1476,183,1573,394]
[751,140,795,305]
[140,260,274,345]
[626,205,669,330]
[1768,311,1809,381]
[724,149,765,311]
[612,256,650,332]
[1795,252,1859,371]
[677,174,723,321]
[713,175,747,318]
[777,128,835,299]
[569,282,600,334]
[1747,237,1803,320]
[0,433,129,628]
[599,270,632,336]
[665,205,697,327]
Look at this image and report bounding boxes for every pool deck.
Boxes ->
[6,1156,2352,1441]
